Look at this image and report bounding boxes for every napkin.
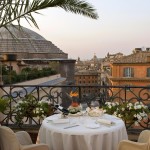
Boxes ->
[52,118,69,124]
[97,118,113,125]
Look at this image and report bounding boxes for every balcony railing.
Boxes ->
[0,84,150,134]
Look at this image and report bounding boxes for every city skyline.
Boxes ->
[20,0,150,60]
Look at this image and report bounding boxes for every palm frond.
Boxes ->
[0,0,99,30]
[58,0,98,19]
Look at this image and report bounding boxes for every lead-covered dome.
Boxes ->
[0,25,67,59]
[0,25,46,40]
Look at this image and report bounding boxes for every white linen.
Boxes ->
[45,114,62,121]
[85,123,100,129]
[38,114,128,150]
[52,119,69,124]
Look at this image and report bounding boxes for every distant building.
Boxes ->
[0,25,75,84]
[101,52,124,85]
[105,52,124,62]
[0,25,67,60]
[75,54,103,71]
[75,70,100,96]
[108,48,150,99]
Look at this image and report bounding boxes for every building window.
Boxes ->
[147,68,150,77]
[123,67,134,77]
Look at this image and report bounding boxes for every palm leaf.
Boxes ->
[0,0,98,30]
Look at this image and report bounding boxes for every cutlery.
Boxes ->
[64,124,79,129]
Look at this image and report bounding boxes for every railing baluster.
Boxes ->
[0,84,149,134]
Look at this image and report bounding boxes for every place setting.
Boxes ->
[44,101,120,131]
[39,102,128,150]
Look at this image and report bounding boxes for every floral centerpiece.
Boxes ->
[86,107,103,117]
[68,101,82,114]
[103,101,150,126]
[68,91,82,114]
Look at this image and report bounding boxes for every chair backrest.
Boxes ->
[0,126,21,150]
[138,130,150,143]
[15,131,33,145]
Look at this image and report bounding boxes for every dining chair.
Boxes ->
[0,126,50,150]
[118,130,150,150]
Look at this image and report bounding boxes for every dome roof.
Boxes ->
[0,25,67,59]
[0,25,45,40]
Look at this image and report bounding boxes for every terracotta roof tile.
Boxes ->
[113,51,150,63]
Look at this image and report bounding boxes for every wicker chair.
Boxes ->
[118,130,150,150]
[0,126,49,150]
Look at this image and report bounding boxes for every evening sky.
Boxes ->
[21,0,150,60]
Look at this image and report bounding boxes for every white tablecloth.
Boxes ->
[38,114,128,150]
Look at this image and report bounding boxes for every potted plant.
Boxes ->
[103,101,150,126]
[35,100,55,120]
[0,97,9,123]
[14,94,55,125]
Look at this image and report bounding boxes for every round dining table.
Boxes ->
[37,113,128,150]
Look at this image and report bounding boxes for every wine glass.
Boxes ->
[80,102,88,116]
[90,101,99,107]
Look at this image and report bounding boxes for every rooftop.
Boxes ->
[113,48,150,64]
[0,25,65,55]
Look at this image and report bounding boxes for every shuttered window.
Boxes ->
[147,68,150,77]
[123,67,134,77]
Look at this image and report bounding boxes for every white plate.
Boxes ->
[68,112,83,117]
[85,123,100,129]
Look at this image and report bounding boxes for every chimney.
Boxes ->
[133,48,142,53]
[146,48,150,52]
